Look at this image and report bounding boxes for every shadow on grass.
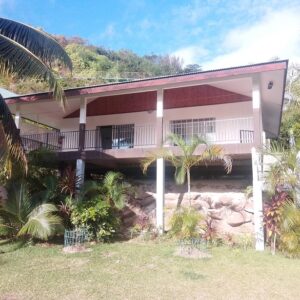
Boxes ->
[0,238,26,254]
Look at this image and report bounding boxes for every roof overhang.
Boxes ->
[5,60,288,138]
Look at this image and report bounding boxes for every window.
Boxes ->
[112,124,134,149]
[170,118,216,142]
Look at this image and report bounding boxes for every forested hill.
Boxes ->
[0,35,201,95]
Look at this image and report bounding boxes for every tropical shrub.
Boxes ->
[169,207,204,239]
[263,191,289,254]
[279,202,300,257]
[0,183,62,240]
[102,171,133,209]
[70,197,119,242]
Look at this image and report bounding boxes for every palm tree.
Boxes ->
[103,171,131,210]
[0,17,72,173]
[0,94,27,175]
[142,133,232,206]
[0,182,62,240]
[264,142,300,202]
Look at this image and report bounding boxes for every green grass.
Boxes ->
[0,240,300,300]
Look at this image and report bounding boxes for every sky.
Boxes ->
[1,0,300,69]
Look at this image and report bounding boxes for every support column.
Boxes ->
[252,75,264,251]
[76,97,87,188]
[14,104,21,130]
[156,88,165,233]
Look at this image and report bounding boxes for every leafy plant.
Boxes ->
[263,191,290,255]
[59,165,81,199]
[264,143,300,197]
[102,171,133,210]
[142,133,232,206]
[169,207,204,239]
[70,197,119,242]
[0,183,62,240]
[279,201,300,257]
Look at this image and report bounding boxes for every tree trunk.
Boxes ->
[271,233,276,255]
[187,168,191,207]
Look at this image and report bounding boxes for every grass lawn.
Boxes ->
[0,240,300,300]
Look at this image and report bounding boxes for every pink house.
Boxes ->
[5,60,288,250]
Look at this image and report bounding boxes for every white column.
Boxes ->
[156,157,165,232]
[252,75,263,147]
[252,75,264,251]
[76,97,87,189]
[79,96,87,124]
[156,88,165,233]
[14,104,21,129]
[251,148,264,251]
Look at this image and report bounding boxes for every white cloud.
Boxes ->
[202,8,300,69]
[172,46,208,66]
[172,6,300,70]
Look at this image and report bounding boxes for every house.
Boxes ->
[5,60,288,250]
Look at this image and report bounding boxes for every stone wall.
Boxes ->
[123,178,254,236]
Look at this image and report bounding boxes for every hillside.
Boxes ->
[0,35,201,95]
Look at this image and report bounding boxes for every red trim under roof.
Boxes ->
[65,85,251,118]
[5,60,288,104]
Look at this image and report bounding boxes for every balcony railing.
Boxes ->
[21,117,253,152]
[164,117,254,144]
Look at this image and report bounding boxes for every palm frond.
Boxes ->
[0,95,27,174]
[0,18,72,70]
[186,135,207,156]
[18,203,62,240]
[141,148,178,174]
[199,145,232,173]
[166,133,187,150]
[103,171,124,188]
[0,34,66,106]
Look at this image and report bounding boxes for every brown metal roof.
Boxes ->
[5,60,288,104]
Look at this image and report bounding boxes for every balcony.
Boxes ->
[21,117,254,155]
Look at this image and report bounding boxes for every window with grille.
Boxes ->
[112,124,134,149]
[169,118,216,142]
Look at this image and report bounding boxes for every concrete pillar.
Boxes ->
[76,97,87,189]
[76,158,85,187]
[252,75,263,147]
[14,104,21,130]
[252,75,264,251]
[156,88,165,233]
[251,148,264,251]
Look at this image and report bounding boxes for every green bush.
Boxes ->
[169,207,204,239]
[279,202,300,257]
[70,197,120,242]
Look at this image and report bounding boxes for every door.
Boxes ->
[100,126,112,149]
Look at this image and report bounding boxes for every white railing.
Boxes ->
[164,117,254,144]
[21,117,253,152]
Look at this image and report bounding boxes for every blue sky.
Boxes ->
[1,0,300,69]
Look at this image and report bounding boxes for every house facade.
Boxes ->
[5,60,288,250]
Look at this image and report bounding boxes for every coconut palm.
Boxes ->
[142,133,232,206]
[0,94,27,175]
[0,182,62,240]
[0,17,72,173]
